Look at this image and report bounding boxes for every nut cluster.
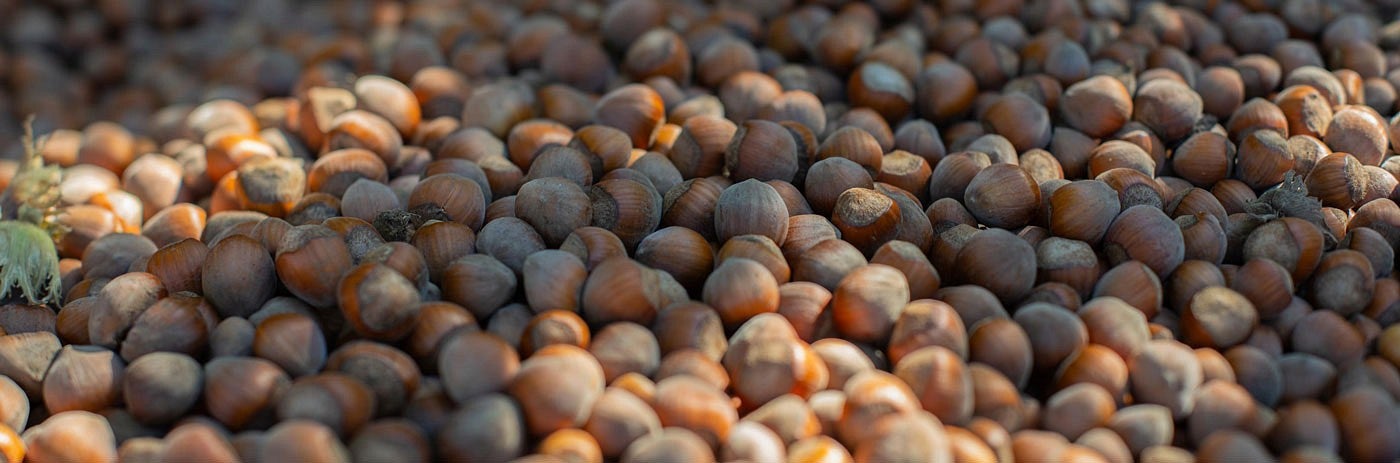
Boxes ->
[3,0,1400,462]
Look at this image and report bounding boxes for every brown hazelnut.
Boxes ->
[595,84,665,149]
[831,187,900,255]
[274,372,376,438]
[1129,340,1203,420]
[407,174,486,231]
[1180,286,1259,349]
[1243,217,1326,282]
[203,356,290,430]
[1171,132,1236,187]
[433,392,525,461]
[554,228,624,274]
[326,110,403,168]
[1274,85,1333,139]
[21,411,117,463]
[581,257,666,326]
[440,254,516,320]
[587,178,662,251]
[1057,75,1132,138]
[509,345,604,438]
[474,217,545,276]
[259,419,352,462]
[1093,261,1164,320]
[41,345,123,414]
[717,234,790,284]
[120,352,202,427]
[140,203,206,249]
[715,179,789,245]
[1307,250,1375,316]
[1331,386,1400,461]
[275,225,352,309]
[590,322,660,383]
[337,262,421,342]
[1102,205,1186,278]
[404,220,472,283]
[322,341,420,418]
[88,271,166,350]
[816,126,884,179]
[249,311,325,378]
[1096,167,1166,210]
[1047,180,1121,245]
[623,28,691,85]
[1326,106,1389,166]
[703,258,781,330]
[846,61,914,123]
[518,309,591,358]
[964,164,1041,230]
[119,293,217,362]
[830,264,910,345]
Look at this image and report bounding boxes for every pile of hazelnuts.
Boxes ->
[3,0,1400,462]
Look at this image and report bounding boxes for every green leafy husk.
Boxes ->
[1243,171,1336,248]
[0,116,66,306]
[0,221,62,306]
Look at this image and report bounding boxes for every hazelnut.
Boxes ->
[274,225,352,309]
[1325,106,1388,166]
[590,322,660,383]
[275,373,376,438]
[983,94,1052,152]
[704,258,781,330]
[715,179,790,245]
[203,356,290,430]
[440,254,516,320]
[519,310,590,357]
[410,220,475,283]
[817,126,884,178]
[119,293,217,361]
[831,187,900,255]
[595,84,665,149]
[892,120,948,168]
[588,178,662,251]
[21,411,117,463]
[474,217,545,276]
[893,345,973,426]
[669,116,738,179]
[1047,180,1121,245]
[1129,340,1203,420]
[407,174,486,231]
[1243,217,1326,282]
[509,344,605,437]
[1132,81,1201,144]
[1275,85,1333,139]
[252,312,326,378]
[1181,287,1259,349]
[1093,261,1163,320]
[623,29,691,85]
[435,393,525,461]
[325,341,421,417]
[1307,250,1375,316]
[717,234,789,281]
[964,164,1041,229]
[122,352,202,426]
[831,264,910,345]
[141,203,207,248]
[927,151,992,205]
[581,257,666,326]
[259,419,352,462]
[40,344,122,415]
[556,227,625,273]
